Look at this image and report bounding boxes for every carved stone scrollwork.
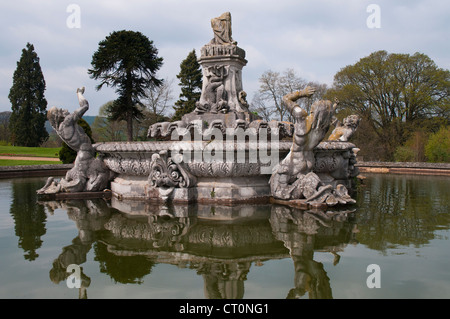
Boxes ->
[186,162,261,178]
[148,150,197,189]
[314,152,340,174]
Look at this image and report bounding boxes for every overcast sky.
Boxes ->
[0,0,449,116]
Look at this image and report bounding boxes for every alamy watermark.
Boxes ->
[66,264,81,288]
[366,264,381,288]
[65,4,380,30]
[66,4,81,29]
[366,4,381,29]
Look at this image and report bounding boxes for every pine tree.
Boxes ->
[8,43,48,146]
[88,30,163,141]
[172,50,203,121]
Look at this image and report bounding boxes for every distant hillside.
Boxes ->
[0,111,11,121]
[82,115,96,126]
[2,111,96,133]
[45,115,96,132]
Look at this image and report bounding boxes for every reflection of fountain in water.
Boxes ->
[39,199,357,299]
[43,198,112,299]
[270,205,357,299]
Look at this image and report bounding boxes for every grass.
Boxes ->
[0,145,60,158]
[0,159,63,166]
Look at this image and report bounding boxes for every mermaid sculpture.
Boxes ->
[269,87,355,206]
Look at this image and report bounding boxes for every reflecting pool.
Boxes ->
[0,173,449,299]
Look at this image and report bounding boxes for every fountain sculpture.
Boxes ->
[37,12,360,209]
[37,87,111,195]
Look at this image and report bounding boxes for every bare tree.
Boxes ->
[250,93,272,122]
[301,81,328,114]
[144,78,175,118]
[128,77,175,140]
[251,69,328,122]
[257,69,303,121]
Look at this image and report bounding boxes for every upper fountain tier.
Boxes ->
[148,12,277,141]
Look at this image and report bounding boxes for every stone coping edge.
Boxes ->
[356,161,450,176]
[0,164,73,178]
[356,161,450,169]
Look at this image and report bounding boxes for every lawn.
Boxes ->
[0,159,63,166]
[0,145,60,158]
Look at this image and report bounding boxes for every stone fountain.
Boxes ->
[38,12,360,210]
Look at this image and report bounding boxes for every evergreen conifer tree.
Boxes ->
[8,43,48,146]
[88,30,163,141]
[172,50,203,121]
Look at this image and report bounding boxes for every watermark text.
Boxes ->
[66,264,81,288]
[66,4,81,29]
[366,263,381,288]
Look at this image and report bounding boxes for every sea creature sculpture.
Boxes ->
[270,88,356,206]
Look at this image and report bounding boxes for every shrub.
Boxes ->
[394,131,427,162]
[58,143,77,164]
[394,146,415,162]
[425,126,450,163]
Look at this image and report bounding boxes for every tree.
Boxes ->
[172,50,203,121]
[8,43,48,146]
[0,112,11,143]
[252,69,328,122]
[88,30,163,141]
[394,130,428,162]
[144,77,174,118]
[425,126,450,162]
[327,50,450,160]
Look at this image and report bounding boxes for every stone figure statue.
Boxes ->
[47,87,92,152]
[209,12,236,45]
[37,88,111,195]
[328,114,361,142]
[238,90,249,109]
[270,88,356,206]
[195,65,229,114]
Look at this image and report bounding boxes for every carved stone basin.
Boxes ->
[94,140,292,176]
[95,140,292,203]
[95,141,166,176]
[313,141,360,189]
[94,140,358,203]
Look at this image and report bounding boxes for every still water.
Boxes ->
[0,173,449,299]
